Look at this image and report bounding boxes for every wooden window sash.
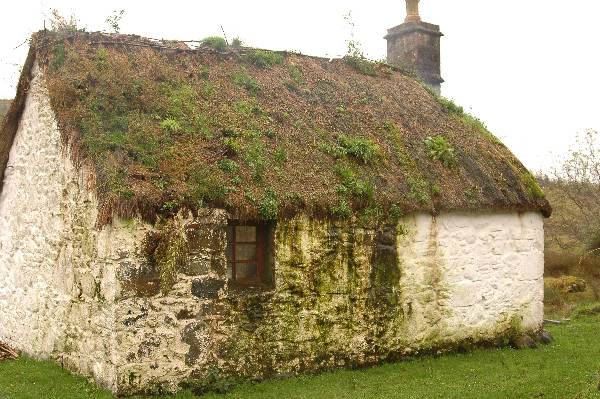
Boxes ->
[228,223,265,284]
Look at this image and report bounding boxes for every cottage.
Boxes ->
[0,3,550,395]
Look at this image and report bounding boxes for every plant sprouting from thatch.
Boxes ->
[49,9,84,33]
[105,10,125,34]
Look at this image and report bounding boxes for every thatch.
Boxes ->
[0,31,551,226]
[0,100,11,119]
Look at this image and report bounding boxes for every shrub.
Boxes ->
[430,93,501,144]
[160,118,182,133]
[331,199,353,219]
[49,9,83,33]
[572,303,600,318]
[244,49,284,68]
[545,275,587,294]
[223,137,241,155]
[359,205,383,226]
[218,159,239,174]
[231,37,243,48]
[233,100,262,117]
[274,147,287,164]
[189,169,229,205]
[202,36,227,52]
[543,284,564,308]
[50,42,66,70]
[334,163,374,204]
[424,135,457,167]
[258,189,279,220]
[389,204,404,222]
[438,96,464,115]
[233,70,261,95]
[184,366,240,395]
[337,135,380,164]
[288,65,303,85]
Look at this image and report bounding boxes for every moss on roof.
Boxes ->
[0,31,551,225]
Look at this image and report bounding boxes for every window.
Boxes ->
[226,223,273,285]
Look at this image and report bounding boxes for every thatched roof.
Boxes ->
[0,100,10,119]
[0,31,551,226]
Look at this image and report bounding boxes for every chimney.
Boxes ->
[385,0,443,93]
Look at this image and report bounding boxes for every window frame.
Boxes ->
[227,222,266,285]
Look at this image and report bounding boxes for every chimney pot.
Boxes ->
[405,0,421,23]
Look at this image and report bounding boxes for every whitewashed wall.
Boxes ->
[0,62,544,394]
[397,212,544,346]
[0,63,148,391]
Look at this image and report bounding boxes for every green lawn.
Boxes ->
[1,315,599,399]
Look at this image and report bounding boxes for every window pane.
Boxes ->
[236,244,257,261]
[227,263,233,280]
[236,226,256,242]
[236,263,257,280]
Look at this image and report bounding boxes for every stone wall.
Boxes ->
[0,62,544,395]
[115,210,544,394]
[0,63,149,391]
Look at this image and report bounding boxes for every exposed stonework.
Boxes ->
[0,63,150,391]
[0,63,544,395]
[112,211,543,394]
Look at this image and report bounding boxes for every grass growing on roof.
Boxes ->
[243,49,284,68]
[202,36,227,52]
[36,31,549,225]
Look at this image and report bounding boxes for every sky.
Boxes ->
[1,0,599,173]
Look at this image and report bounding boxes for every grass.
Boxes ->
[344,55,377,77]
[232,70,261,96]
[243,50,284,69]
[201,36,227,52]
[1,314,599,398]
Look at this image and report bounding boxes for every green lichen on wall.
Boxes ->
[190,217,409,381]
[143,218,189,293]
[115,212,545,395]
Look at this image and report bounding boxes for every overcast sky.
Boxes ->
[1,0,599,172]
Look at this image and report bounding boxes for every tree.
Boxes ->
[549,129,600,253]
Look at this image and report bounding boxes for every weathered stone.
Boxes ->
[512,335,537,349]
[539,330,553,345]
[120,262,160,297]
[191,278,225,299]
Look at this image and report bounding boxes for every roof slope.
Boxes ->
[0,100,10,119]
[0,31,550,225]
